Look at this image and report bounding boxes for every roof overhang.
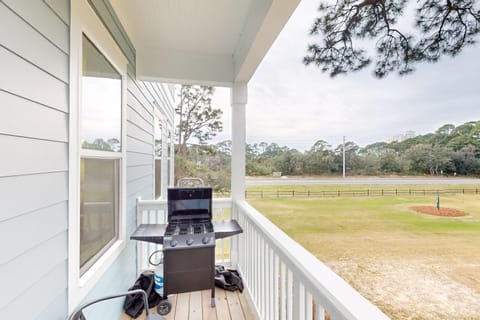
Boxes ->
[110,0,300,86]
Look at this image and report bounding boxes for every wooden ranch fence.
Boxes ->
[245,188,480,199]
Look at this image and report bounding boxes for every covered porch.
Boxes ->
[131,199,389,319]
[121,289,254,320]
[109,0,390,319]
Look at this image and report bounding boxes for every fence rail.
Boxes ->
[246,188,480,199]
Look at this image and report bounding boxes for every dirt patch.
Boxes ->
[410,205,468,217]
[327,258,480,320]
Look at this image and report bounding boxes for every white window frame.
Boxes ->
[169,127,175,187]
[153,111,164,199]
[68,0,128,312]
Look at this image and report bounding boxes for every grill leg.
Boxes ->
[211,287,215,307]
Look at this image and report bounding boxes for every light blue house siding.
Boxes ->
[0,0,174,319]
[0,0,70,318]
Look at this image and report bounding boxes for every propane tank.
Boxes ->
[150,250,164,296]
[154,262,164,295]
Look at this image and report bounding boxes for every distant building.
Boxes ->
[385,130,416,143]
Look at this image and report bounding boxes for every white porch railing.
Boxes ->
[135,198,390,320]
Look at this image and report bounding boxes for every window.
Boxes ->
[79,34,123,275]
[154,117,162,199]
[69,0,128,311]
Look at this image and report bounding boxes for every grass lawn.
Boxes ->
[247,185,480,320]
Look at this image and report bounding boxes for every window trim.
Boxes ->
[68,0,128,313]
[153,113,162,199]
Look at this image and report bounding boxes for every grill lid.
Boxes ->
[167,187,212,222]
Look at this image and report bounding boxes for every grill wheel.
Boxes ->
[157,300,172,315]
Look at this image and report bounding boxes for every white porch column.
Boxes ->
[231,83,248,201]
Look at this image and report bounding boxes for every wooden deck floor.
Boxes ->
[120,288,255,320]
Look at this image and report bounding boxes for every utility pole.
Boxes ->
[342,136,346,178]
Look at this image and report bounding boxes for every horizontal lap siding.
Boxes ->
[127,164,153,183]
[0,135,68,176]
[127,151,153,167]
[0,1,69,319]
[44,0,70,25]
[0,90,68,142]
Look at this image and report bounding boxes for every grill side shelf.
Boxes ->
[213,220,243,239]
[130,224,166,244]
[130,220,243,244]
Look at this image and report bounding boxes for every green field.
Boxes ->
[247,185,480,319]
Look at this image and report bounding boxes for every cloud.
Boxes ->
[212,0,480,151]
[258,1,480,148]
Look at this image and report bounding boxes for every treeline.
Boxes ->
[176,121,480,190]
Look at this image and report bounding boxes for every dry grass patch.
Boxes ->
[248,189,480,319]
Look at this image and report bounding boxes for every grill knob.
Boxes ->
[202,236,210,244]
[170,240,178,247]
[186,238,194,246]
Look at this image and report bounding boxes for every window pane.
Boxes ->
[81,35,122,152]
[80,158,119,274]
[155,159,162,199]
[154,117,162,157]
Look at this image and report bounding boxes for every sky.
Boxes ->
[210,0,480,152]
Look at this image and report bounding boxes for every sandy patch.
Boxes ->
[327,258,480,319]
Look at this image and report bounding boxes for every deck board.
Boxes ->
[175,293,190,319]
[189,291,202,320]
[164,294,177,320]
[226,290,245,320]
[214,288,231,320]
[237,290,256,320]
[122,289,254,320]
[201,290,217,320]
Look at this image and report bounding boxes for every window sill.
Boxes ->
[71,239,126,309]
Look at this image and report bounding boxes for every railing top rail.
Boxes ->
[137,198,232,212]
[236,199,389,320]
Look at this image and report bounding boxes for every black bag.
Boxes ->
[124,270,162,318]
[214,265,244,293]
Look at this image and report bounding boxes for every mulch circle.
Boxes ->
[410,205,468,217]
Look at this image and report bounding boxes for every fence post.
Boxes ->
[277,190,279,198]
[308,191,310,197]
[261,191,263,198]
[292,190,295,198]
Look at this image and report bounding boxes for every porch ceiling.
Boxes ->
[110,0,300,86]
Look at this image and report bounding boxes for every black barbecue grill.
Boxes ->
[131,187,242,315]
